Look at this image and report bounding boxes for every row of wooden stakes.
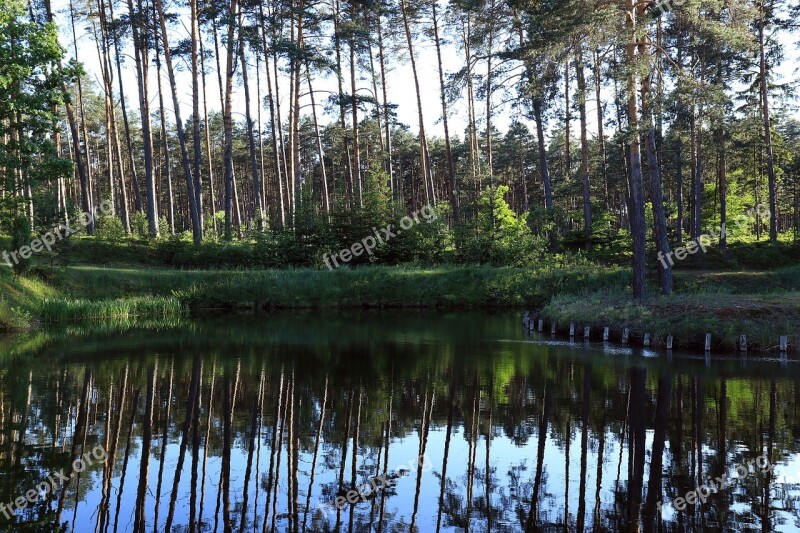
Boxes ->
[521,312,790,353]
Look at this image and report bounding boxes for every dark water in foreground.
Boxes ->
[0,311,798,532]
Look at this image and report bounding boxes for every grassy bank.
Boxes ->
[43,264,630,309]
[2,263,798,355]
[540,266,800,353]
[0,264,630,331]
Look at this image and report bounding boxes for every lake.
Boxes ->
[0,310,797,532]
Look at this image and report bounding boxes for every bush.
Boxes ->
[95,215,127,241]
[10,216,32,277]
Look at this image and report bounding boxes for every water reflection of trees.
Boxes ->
[0,323,798,531]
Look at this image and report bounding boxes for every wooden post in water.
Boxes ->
[622,329,629,344]
[705,333,712,352]
[603,327,609,341]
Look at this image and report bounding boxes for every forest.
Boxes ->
[1,0,800,301]
[2,1,800,529]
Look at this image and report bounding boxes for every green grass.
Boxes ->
[37,296,185,323]
[0,266,58,332]
[0,264,629,328]
[540,265,800,353]
[542,286,800,352]
[3,257,798,349]
[40,264,629,309]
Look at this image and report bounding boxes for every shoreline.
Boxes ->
[1,265,797,355]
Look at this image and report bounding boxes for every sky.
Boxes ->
[51,0,798,150]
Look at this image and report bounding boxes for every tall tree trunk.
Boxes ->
[533,102,553,209]
[127,0,159,237]
[400,0,436,207]
[333,0,354,207]
[758,3,778,243]
[432,0,458,223]
[199,34,218,234]
[91,17,116,219]
[376,13,394,202]
[485,0,495,190]
[463,14,481,185]
[349,1,363,207]
[693,98,704,241]
[222,0,239,240]
[625,0,647,299]
[154,0,203,244]
[153,20,175,235]
[564,56,571,178]
[640,24,672,295]
[575,41,592,248]
[716,58,727,250]
[68,0,95,233]
[96,0,130,231]
[258,1,285,227]
[593,49,608,208]
[238,22,264,225]
[191,0,204,232]
[109,0,142,214]
[306,62,330,217]
[269,6,291,219]
[293,5,304,217]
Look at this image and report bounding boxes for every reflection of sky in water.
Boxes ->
[66,428,800,531]
[2,310,799,532]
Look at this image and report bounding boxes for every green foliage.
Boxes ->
[10,216,32,276]
[95,215,127,242]
[131,212,151,239]
[458,186,544,265]
[0,297,31,331]
[37,296,185,323]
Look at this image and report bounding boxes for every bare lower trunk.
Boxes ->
[306,62,330,217]
[127,0,158,237]
[533,102,553,209]
[626,0,646,299]
[222,0,238,240]
[238,23,263,224]
[400,0,436,207]
[575,42,592,248]
[154,0,203,244]
[349,2,362,207]
[759,5,778,242]
[432,1,457,223]
[258,1,285,227]
[640,24,672,295]
[191,0,204,232]
[377,14,394,201]
[593,49,608,208]
[153,26,175,235]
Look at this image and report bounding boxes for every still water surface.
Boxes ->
[0,310,798,532]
